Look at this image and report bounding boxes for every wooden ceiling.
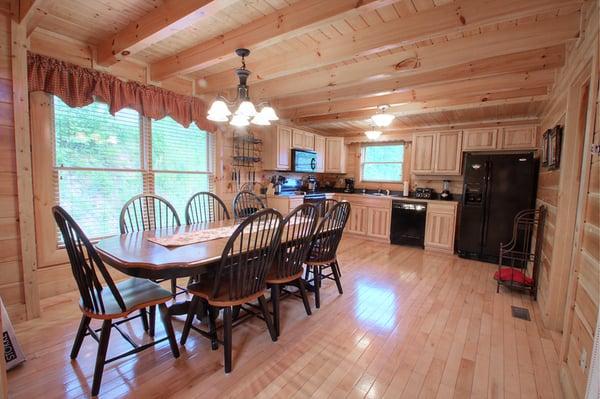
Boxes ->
[12,0,585,135]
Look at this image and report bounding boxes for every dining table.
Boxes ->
[95,219,244,317]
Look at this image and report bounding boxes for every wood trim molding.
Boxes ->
[10,19,40,318]
[0,298,7,399]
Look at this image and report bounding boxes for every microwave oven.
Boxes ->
[292,149,317,173]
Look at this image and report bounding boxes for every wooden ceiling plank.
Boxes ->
[149,0,398,81]
[283,70,554,118]
[292,90,548,124]
[198,0,580,92]
[19,0,54,36]
[96,0,238,67]
[231,14,578,100]
[274,45,564,109]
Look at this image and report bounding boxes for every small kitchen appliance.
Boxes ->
[414,187,433,199]
[344,178,355,193]
[440,180,452,200]
[307,176,318,192]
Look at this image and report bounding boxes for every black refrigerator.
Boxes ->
[457,152,538,264]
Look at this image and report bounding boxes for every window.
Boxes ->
[152,116,212,218]
[53,97,213,241]
[360,144,404,182]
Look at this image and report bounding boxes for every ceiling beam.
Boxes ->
[292,90,549,124]
[96,0,235,67]
[210,13,579,100]
[275,45,564,109]
[149,0,398,81]
[19,0,54,36]
[282,70,554,118]
[199,0,580,92]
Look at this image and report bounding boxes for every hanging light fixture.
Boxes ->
[364,129,383,140]
[207,48,278,127]
[370,104,395,127]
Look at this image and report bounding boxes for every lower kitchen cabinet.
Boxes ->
[424,202,458,253]
[346,204,368,235]
[339,195,391,241]
[367,207,391,239]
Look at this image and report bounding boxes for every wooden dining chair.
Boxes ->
[319,198,339,216]
[232,190,266,219]
[119,193,182,334]
[53,206,179,397]
[305,201,351,308]
[180,208,283,373]
[185,192,230,225]
[267,203,319,337]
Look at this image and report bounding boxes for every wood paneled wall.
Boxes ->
[0,13,27,323]
[534,0,599,397]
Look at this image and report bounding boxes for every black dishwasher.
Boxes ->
[390,200,427,247]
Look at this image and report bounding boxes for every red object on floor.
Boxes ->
[494,267,533,286]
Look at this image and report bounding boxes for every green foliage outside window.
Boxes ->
[361,144,404,182]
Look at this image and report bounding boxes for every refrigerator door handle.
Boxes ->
[481,160,493,246]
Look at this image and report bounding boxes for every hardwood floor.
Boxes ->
[7,237,564,398]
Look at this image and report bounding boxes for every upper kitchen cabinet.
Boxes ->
[292,128,315,150]
[314,135,326,173]
[434,131,463,175]
[263,125,292,171]
[461,125,537,151]
[462,128,498,151]
[411,133,436,174]
[412,131,462,175]
[325,137,346,173]
[499,125,537,149]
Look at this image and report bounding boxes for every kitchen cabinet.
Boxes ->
[325,137,346,173]
[412,131,462,175]
[314,135,326,172]
[424,202,457,253]
[462,128,498,151]
[346,204,368,235]
[367,207,391,240]
[499,125,537,149]
[292,128,315,150]
[338,195,391,241]
[267,195,303,214]
[434,131,463,175]
[263,125,292,171]
[411,133,436,174]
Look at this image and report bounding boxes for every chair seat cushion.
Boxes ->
[187,278,265,307]
[80,278,173,317]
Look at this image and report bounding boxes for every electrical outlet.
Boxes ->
[579,347,588,370]
[591,143,600,156]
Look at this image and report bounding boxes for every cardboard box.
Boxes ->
[1,301,25,370]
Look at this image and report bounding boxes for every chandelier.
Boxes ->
[207,48,278,127]
[364,127,382,140]
[370,104,395,127]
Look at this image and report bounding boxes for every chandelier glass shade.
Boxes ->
[370,105,395,127]
[364,130,383,140]
[207,48,278,127]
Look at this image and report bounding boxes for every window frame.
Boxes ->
[31,93,215,268]
[359,142,405,183]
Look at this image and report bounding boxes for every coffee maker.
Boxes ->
[344,178,355,193]
[306,176,318,192]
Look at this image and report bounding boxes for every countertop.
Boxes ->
[267,191,459,204]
